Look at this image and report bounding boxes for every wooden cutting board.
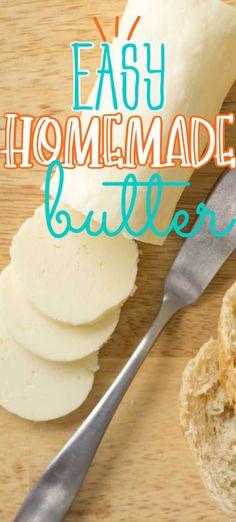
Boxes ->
[0,1,236,520]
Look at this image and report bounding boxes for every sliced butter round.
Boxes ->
[0,318,98,421]
[10,205,138,325]
[0,264,120,362]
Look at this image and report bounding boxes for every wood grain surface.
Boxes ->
[0,1,236,520]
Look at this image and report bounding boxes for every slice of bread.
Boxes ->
[218,281,236,411]
[179,338,236,518]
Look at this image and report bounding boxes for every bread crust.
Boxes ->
[179,339,236,518]
[218,281,236,411]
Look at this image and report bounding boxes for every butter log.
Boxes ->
[48,0,236,245]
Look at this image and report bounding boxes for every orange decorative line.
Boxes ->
[93,16,141,42]
[127,15,141,41]
[115,16,119,37]
[93,16,107,42]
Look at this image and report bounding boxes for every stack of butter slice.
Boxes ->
[0,204,138,421]
[179,281,236,518]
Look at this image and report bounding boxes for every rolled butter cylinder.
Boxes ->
[49,0,236,245]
